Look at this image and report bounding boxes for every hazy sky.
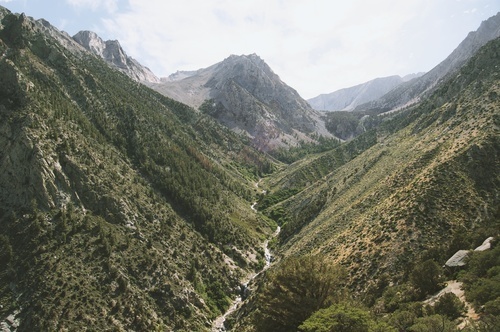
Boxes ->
[2,0,499,98]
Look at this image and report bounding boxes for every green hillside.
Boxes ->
[234,37,500,331]
[1,5,500,332]
[0,10,276,331]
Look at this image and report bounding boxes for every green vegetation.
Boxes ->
[434,293,466,320]
[459,243,500,319]
[249,255,346,332]
[1,7,500,332]
[0,10,278,331]
[270,135,341,164]
[408,315,457,332]
[410,259,444,298]
[299,303,396,332]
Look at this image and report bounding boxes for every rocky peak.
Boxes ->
[208,54,310,115]
[73,30,160,83]
[147,53,332,151]
[103,39,128,69]
[72,30,106,57]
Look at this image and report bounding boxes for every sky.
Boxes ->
[1,0,499,99]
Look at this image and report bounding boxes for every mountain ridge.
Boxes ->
[354,11,500,114]
[308,75,408,112]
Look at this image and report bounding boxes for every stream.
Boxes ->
[211,225,281,331]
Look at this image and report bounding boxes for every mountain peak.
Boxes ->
[73,30,160,83]
[147,54,332,151]
[73,30,106,57]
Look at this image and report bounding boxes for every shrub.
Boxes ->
[252,254,346,332]
[409,315,456,332]
[299,303,396,332]
[410,259,443,298]
[434,292,465,320]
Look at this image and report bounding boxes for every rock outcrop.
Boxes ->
[73,30,160,83]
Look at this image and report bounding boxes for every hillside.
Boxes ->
[270,36,500,283]
[231,36,500,331]
[147,54,333,151]
[0,8,277,331]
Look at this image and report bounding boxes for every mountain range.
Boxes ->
[307,74,423,112]
[0,4,499,332]
[353,11,500,114]
[67,30,332,151]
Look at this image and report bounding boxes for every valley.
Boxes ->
[0,5,499,332]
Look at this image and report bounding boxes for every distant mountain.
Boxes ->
[73,30,160,83]
[162,69,201,82]
[308,75,419,112]
[355,12,500,113]
[147,54,333,151]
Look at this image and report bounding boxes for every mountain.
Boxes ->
[2,4,500,331]
[147,54,333,151]
[0,7,277,331]
[73,30,160,83]
[307,75,411,112]
[355,12,500,114]
[233,36,500,331]
[162,69,201,82]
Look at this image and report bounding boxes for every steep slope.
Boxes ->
[356,12,500,114]
[0,8,276,331]
[308,75,407,111]
[73,30,160,83]
[228,36,500,332]
[148,54,333,151]
[263,36,500,291]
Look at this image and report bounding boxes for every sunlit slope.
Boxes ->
[268,37,500,290]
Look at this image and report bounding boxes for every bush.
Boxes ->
[410,259,443,298]
[434,293,465,320]
[299,303,396,332]
[409,315,456,332]
[252,255,346,332]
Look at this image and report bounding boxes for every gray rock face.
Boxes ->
[308,75,408,112]
[148,54,333,151]
[356,12,500,113]
[73,30,160,83]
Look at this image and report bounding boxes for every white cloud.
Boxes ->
[66,0,118,13]
[98,0,500,98]
[0,0,14,3]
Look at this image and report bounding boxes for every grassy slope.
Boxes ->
[268,37,500,292]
